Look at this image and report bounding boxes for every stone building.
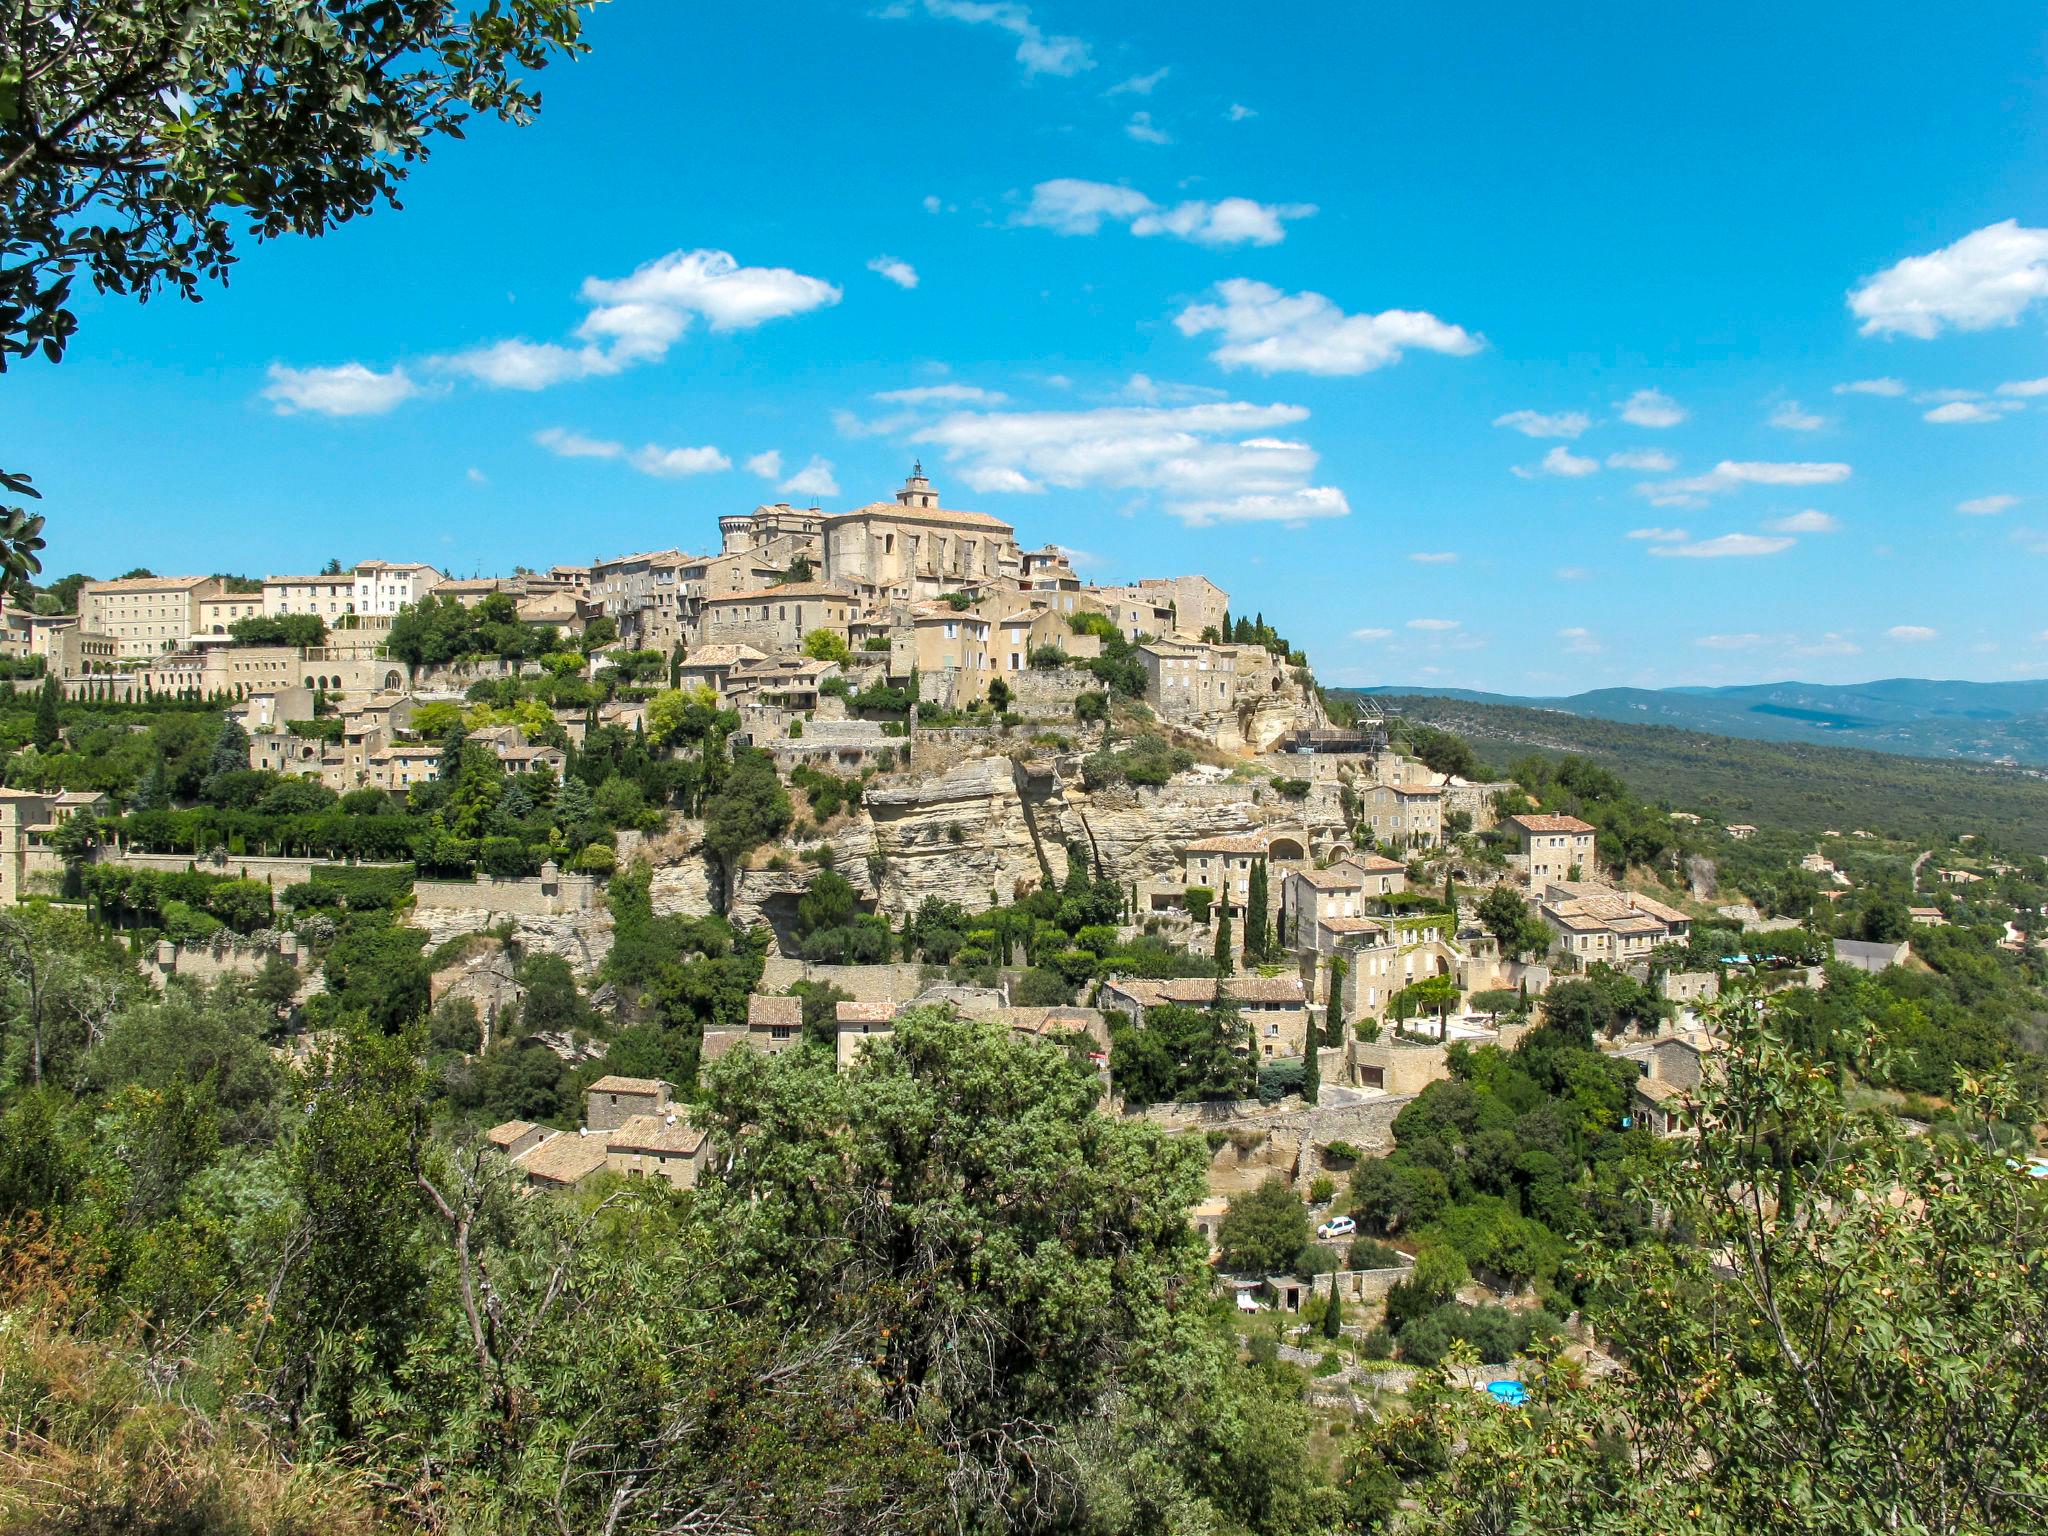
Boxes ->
[698,582,855,654]
[262,574,358,620]
[79,574,225,657]
[583,1074,672,1133]
[350,560,445,618]
[1507,813,1597,884]
[820,469,1021,604]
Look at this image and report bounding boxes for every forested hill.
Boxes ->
[1361,678,2048,766]
[1346,692,2048,849]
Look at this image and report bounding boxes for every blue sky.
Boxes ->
[18,1,2048,692]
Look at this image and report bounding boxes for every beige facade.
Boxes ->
[1365,783,1441,848]
[698,583,855,653]
[605,1112,710,1187]
[262,575,358,619]
[1099,974,1310,1059]
[1509,814,1597,884]
[79,575,225,657]
[1536,880,1690,964]
[196,590,266,636]
[0,788,103,905]
[820,471,1021,603]
[584,1074,672,1133]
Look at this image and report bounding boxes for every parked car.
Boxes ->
[1316,1215,1357,1240]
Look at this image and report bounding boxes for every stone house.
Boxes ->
[1536,881,1691,964]
[697,582,856,654]
[605,1113,711,1188]
[351,560,445,618]
[262,574,360,620]
[584,1074,672,1132]
[1098,974,1309,1058]
[820,470,1022,605]
[0,788,105,905]
[1507,814,1597,885]
[79,574,226,657]
[1364,782,1442,848]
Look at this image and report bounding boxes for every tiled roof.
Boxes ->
[485,1120,537,1148]
[702,582,854,605]
[1510,813,1596,835]
[1632,1077,1686,1105]
[1293,865,1361,889]
[588,1075,667,1096]
[829,501,1015,531]
[835,1001,896,1026]
[83,574,215,592]
[748,994,803,1028]
[1347,854,1408,873]
[1319,916,1387,936]
[1185,834,1270,855]
[677,644,768,666]
[519,1132,608,1185]
[607,1113,706,1156]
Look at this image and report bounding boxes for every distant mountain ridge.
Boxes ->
[1356,678,2048,766]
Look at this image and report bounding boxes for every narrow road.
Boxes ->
[1911,848,1932,892]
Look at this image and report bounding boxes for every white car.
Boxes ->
[1316,1215,1357,1241]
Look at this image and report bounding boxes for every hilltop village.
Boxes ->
[2,468,2043,1296]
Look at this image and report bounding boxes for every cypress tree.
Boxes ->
[1245,860,1270,962]
[1301,1021,1320,1104]
[32,674,60,751]
[1214,909,1234,972]
[1323,1282,1344,1340]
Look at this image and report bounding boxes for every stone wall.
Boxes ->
[757,957,935,1005]
[1007,666,1093,717]
[414,867,598,917]
[143,933,304,989]
[1130,1093,1417,1196]
[97,849,406,886]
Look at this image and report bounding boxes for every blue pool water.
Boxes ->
[1485,1380,1529,1407]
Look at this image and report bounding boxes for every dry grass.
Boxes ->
[0,1305,386,1536]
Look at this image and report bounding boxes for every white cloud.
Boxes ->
[867,255,919,289]
[1791,632,1862,658]
[1493,409,1590,439]
[1557,626,1602,655]
[1648,533,1796,559]
[779,456,839,500]
[1618,388,1686,427]
[1017,179,1314,247]
[1170,486,1350,526]
[1833,377,1907,396]
[1848,220,2048,337]
[262,362,419,416]
[1533,445,1598,477]
[899,397,1349,526]
[1408,551,1458,564]
[1764,509,1840,533]
[1997,376,2048,396]
[1107,66,1168,95]
[902,0,1091,76]
[1696,633,1768,651]
[439,249,840,391]
[874,383,1009,405]
[533,427,622,460]
[1132,197,1316,247]
[1554,565,1592,581]
[1923,399,2022,424]
[1627,527,1689,542]
[534,428,728,478]
[1117,373,1225,405]
[1642,460,1851,503]
[1407,618,1460,631]
[1886,624,1939,642]
[745,450,783,480]
[1768,400,1825,431]
[1350,627,1392,641]
[1917,387,1982,403]
[961,465,1044,494]
[465,467,488,486]
[1017,179,1154,234]
[1605,448,1676,471]
[1175,278,1481,376]
[922,194,943,214]
[1227,102,1256,121]
[630,444,730,478]
[1957,494,2017,516]
[1124,110,1171,145]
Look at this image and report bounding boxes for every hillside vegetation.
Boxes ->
[1350,692,2048,849]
